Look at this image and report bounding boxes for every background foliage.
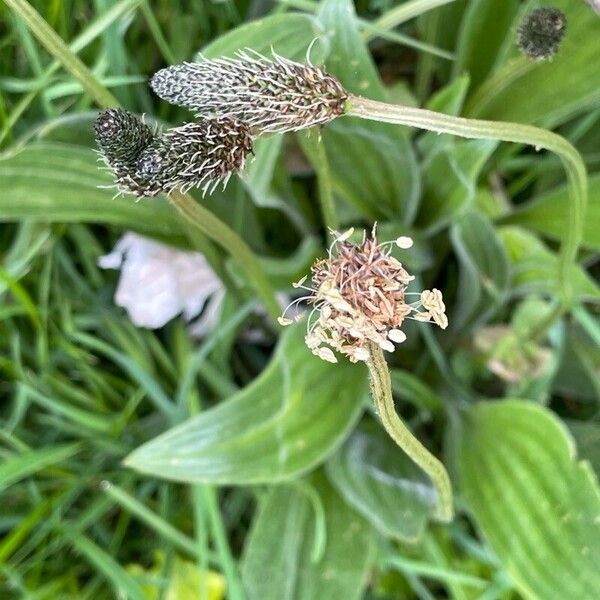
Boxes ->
[1,0,599,599]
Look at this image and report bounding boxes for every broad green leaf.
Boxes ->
[241,472,375,600]
[198,13,328,62]
[320,119,420,220]
[125,325,368,484]
[450,210,509,328]
[316,0,419,222]
[457,400,600,600]
[417,139,498,231]
[0,444,80,492]
[567,421,600,475]
[503,174,600,251]
[0,143,187,246]
[453,0,519,88]
[468,0,600,125]
[498,226,600,301]
[326,421,435,542]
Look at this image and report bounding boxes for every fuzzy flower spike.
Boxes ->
[150,49,348,134]
[279,227,448,364]
[95,109,253,198]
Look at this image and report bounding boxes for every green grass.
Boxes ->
[1,1,599,599]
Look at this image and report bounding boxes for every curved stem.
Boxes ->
[346,95,587,311]
[168,191,281,324]
[366,342,454,523]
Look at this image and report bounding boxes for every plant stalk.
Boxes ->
[168,191,281,323]
[346,95,587,313]
[366,342,454,522]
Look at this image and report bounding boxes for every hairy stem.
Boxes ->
[7,0,280,324]
[367,342,454,522]
[346,96,587,312]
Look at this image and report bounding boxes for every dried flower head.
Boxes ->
[517,7,567,61]
[150,50,348,134]
[95,110,253,197]
[279,228,448,363]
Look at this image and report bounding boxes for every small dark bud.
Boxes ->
[517,7,567,61]
[150,50,348,134]
[94,110,253,198]
[94,108,155,167]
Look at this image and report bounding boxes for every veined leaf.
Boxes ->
[326,421,435,542]
[457,400,600,600]
[125,325,368,484]
[316,0,419,222]
[503,174,600,251]
[241,471,375,600]
[0,143,187,245]
[467,0,600,126]
[499,226,599,302]
[197,13,328,62]
[450,210,510,329]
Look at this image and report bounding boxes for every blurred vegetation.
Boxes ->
[0,1,599,599]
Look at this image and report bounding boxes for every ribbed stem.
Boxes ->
[366,342,454,522]
[346,95,587,313]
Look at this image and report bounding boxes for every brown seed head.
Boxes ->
[279,228,448,363]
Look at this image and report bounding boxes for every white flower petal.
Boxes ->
[99,233,223,330]
[395,236,414,249]
[388,328,407,343]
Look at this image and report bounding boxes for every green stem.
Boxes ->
[302,130,338,241]
[366,342,454,523]
[168,191,280,323]
[7,0,280,325]
[347,95,587,310]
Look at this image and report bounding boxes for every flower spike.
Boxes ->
[150,50,348,134]
[95,109,253,198]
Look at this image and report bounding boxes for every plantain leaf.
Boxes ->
[0,142,187,245]
[197,13,327,62]
[450,210,510,329]
[326,421,435,542]
[503,174,600,251]
[316,0,419,222]
[498,226,600,302]
[467,0,600,126]
[125,325,368,484]
[417,138,497,231]
[453,0,519,89]
[241,471,375,600]
[457,400,600,600]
